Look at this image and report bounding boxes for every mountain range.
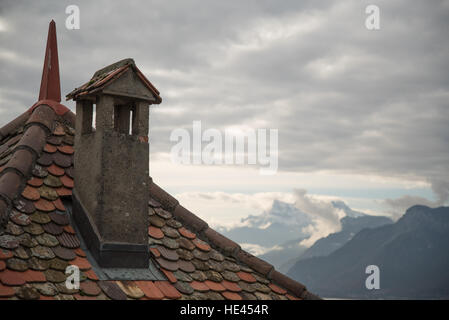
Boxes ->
[220,199,392,271]
[287,205,449,299]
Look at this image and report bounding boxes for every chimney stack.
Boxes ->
[67,59,161,268]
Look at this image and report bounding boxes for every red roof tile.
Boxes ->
[222,280,242,292]
[28,177,43,187]
[34,198,55,212]
[269,283,287,295]
[22,270,46,283]
[57,145,74,155]
[85,269,99,281]
[135,281,164,300]
[178,227,196,240]
[148,226,164,239]
[149,247,161,258]
[22,186,40,201]
[221,291,242,300]
[0,270,26,286]
[154,281,181,299]
[44,144,57,153]
[53,198,66,212]
[47,164,64,176]
[0,283,15,297]
[190,281,209,292]
[204,280,226,292]
[55,187,72,197]
[70,257,92,271]
[236,271,257,283]
[0,249,13,260]
[60,175,73,188]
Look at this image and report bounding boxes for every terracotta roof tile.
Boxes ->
[0,270,26,286]
[161,269,177,284]
[47,164,64,177]
[70,256,91,271]
[55,187,72,197]
[74,248,86,257]
[28,177,43,187]
[0,249,14,260]
[154,281,181,299]
[189,281,209,292]
[59,175,73,188]
[53,198,66,212]
[269,283,287,295]
[63,225,75,235]
[57,145,74,155]
[135,281,164,300]
[221,291,242,300]
[44,144,57,153]
[222,280,242,292]
[0,260,5,271]
[204,280,226,292]
[178,227,196,240]
[236,271,257,283]
[148,226,164,239]
[22,270,46,283]
[34,198,55,212]
[0,284,15,297]
[149,247,160,258]
[85,269,99,281]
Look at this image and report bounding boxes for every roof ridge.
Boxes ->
[0,104,75,228]
[148,178,321,300]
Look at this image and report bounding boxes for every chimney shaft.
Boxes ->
[70,59,160,268]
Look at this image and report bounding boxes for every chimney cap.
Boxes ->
[66,58,161,104]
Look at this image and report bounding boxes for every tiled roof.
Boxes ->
[0,106,319,300]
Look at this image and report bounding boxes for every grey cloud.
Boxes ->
[1,0,448,198]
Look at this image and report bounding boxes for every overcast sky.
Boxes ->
[1,1,448,236]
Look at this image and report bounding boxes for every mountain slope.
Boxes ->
[287,205,449,299]
[299,215,393,260]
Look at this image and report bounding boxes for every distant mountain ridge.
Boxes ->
[279,214,392,273]
[220,199,392,271]
[287,205,449,299]
[218,200,313,248]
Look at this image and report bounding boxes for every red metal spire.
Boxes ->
[38,20,61,102]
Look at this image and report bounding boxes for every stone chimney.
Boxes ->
[67,59,161,268]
